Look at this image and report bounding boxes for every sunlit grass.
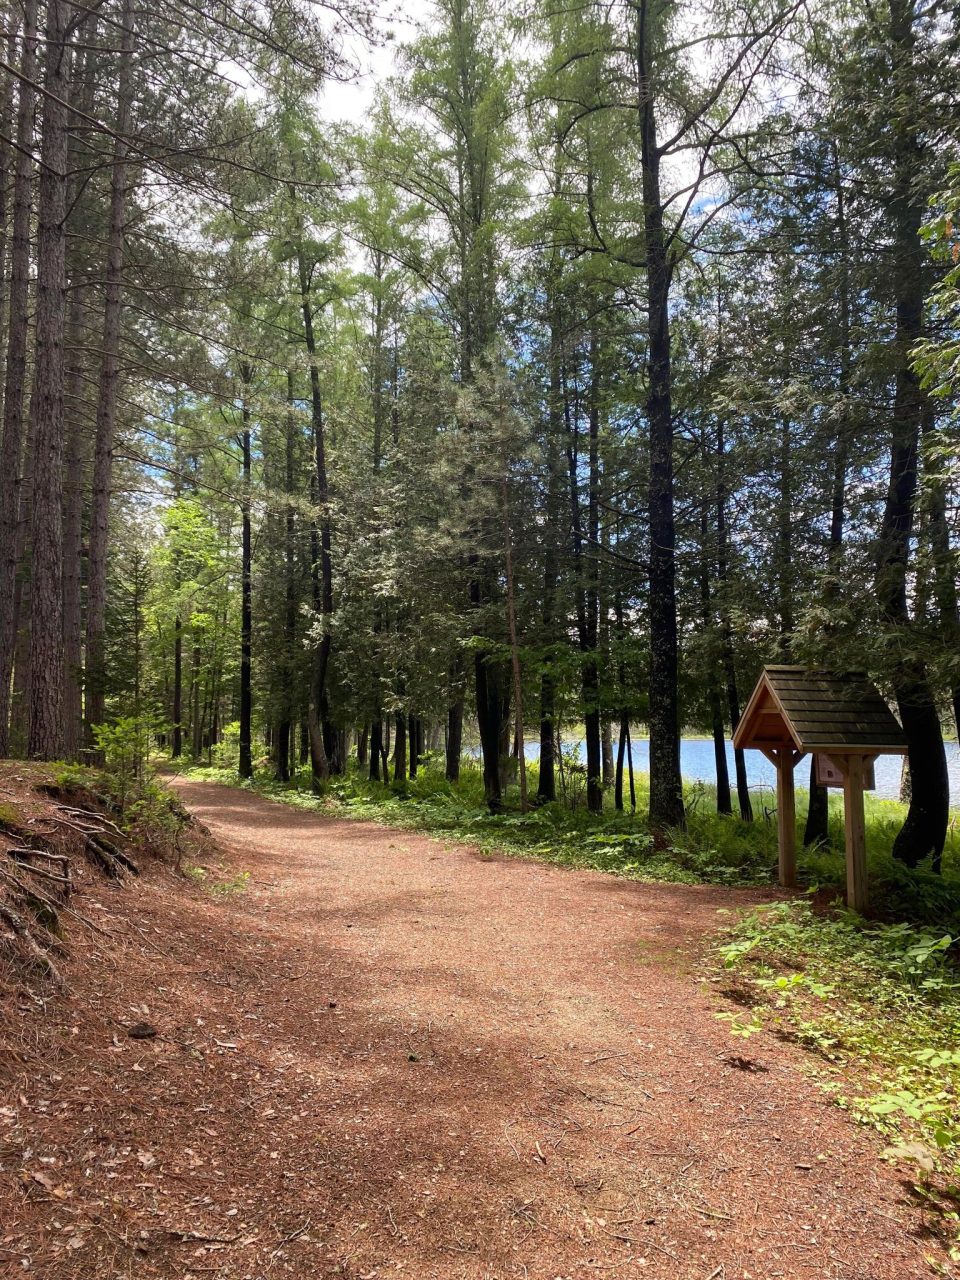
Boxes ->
[178,752,960,929]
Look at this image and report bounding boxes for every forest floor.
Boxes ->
[0,772,945,1279]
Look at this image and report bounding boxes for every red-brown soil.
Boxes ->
[0,773,937,1278]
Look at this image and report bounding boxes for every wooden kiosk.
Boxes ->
[733,666,908,912]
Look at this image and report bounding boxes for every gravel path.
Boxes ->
[2,776,931,1277]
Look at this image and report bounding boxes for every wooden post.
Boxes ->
[842,754,868,913]
[775,750,797,888]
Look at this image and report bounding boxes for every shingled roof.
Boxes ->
[733,665,908,754]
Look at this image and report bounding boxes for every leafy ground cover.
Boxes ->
[713,899,960,1267]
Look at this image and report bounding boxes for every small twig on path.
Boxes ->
[123,920,177,958]
[648,1240,679,1261]
[168,1230,241,1245]
[442,1234,478,1254]
[689,1203,734,1221]
[270,1218,311,1260]
[585,1051,629,1066]
[504,1122,522,1161]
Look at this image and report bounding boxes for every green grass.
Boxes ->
[176,753,960,929]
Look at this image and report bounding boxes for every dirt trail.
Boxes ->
[2,778,932,1278]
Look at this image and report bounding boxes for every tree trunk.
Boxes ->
[502,474,528,812]
[636,0,683,828]
[298,247,332,792]
[615,712,627,812]
[191,640,202,760]
[475,650,508,811]
[874,0,949,869]
[0,0,37,754]
[715,416,752,821]
[445,693,463,782]
[84,0,135,744]
[0,21,15,353]
[238,382,253,780]
[393,712,407,784]
[276,369,297,782]
[601,721,615,790]
[698,445,731,815]
[567,329,603,814]
[369,718,383,781]
[27,0,72,760]
[537,257,565,805]
[61,290,87,759]
[172,615,183,757]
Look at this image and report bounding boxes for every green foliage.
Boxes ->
[92,716,154,811]
[713,900,960,1249]
[182,754,960,927]
[91,718,190,861]
[184,864,251,896]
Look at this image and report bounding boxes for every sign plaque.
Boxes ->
[815,753,876,790]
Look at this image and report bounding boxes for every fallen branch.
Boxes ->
[271,1218,310,1259]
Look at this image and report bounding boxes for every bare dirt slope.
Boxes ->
[1,776,933,1278]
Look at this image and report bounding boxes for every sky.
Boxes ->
[318,0,435,124]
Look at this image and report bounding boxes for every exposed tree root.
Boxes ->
[0,901,65,989]
[83,831,139,879]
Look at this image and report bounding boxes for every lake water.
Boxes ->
[516,737,960,806]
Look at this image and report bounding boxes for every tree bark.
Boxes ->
[502,474,528,812]
[238,379,253,780]
[84,0,134,744]
[715,415,752,821]
[475,649,508,811]
[369,718,383,781]
[298,246,332,792]
[61,289,87,759]
[27,0,72,759]
[445,693,463,782]
[392,712,407,783]
[0,0,37,754]
[874,0,949,869]
[636,0,683,829]
[172,614,183,757]
[276,368,297,782]
[805,147,854,846]
[537,244,565,805]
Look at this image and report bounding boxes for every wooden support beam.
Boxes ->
[842,754,868,913]
[775,750,798,889]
